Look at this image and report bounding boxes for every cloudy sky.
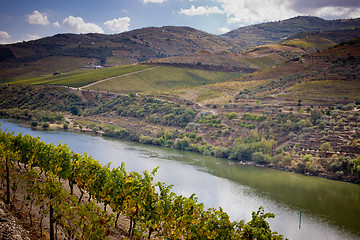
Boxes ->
[1,0,360,44]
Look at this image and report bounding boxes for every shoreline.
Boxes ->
[4,117,359,185]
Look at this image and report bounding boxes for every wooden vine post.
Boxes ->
[6,156,10,204]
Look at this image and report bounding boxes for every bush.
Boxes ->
[310,110,322,123]
[344,103,355,111]
[227,112,237,120]
[139,135,154,144]
[31,121,38,127]
[319,142,333,152]
[214,147,229,158]
[318,122,326,130]
[251,152,272,164]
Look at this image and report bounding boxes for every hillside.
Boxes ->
[145,49,285,73]
[0,38,359,185]
[1,16,360,81]
[8,64,241,93]
[0,26,243,81]
[170,38,360,106]
[223,16,360,48]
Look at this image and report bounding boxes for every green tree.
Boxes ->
[310,109,322,124]
[319,142,333,153]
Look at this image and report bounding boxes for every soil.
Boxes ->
[0,164,130,240]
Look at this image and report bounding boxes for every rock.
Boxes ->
[0,208,6,217]
[12,234,23,240]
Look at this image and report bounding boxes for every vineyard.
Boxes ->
[0,129,285,239]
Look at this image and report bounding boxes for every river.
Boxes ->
[1,119,359,240]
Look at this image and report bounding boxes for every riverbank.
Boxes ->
[0,84,359,185]
[15,117,360,185]
[2,117,360,239]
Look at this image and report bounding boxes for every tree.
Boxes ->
[319,142,333,153]
[310,109,322,124]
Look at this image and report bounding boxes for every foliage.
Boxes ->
[310,109,323,123]
[0,85,84,116]
[0,129,285,239]
[319,142,333,152]
[15,65,152,87]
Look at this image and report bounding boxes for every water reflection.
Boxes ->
[1,119,359,240]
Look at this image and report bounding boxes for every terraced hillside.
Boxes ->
[1,37,359,183]
[8,64,241,94]
[0,26,243,81]
[223,16,360,48]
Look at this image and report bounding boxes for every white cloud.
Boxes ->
[215,0,360,26]
[104,17,130,32]
[53,21,60,27]
[180,5,223,16]
[312,6,360,19]
[217,27,230,34]
[217,0,297,25]
[63,16,104,34]
[26,10,50,25]
[27,34,40,41]
[143,0,166,3]
[0,31,11,39]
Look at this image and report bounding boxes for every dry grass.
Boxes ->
[86,66,241,93]
[278,79,360,101]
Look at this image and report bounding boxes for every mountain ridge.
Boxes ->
[1,16,360,80]
[222,16,360,47]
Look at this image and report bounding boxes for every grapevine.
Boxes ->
[0,129,286,239]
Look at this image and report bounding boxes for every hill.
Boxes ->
[0,38,359,186]
[1,16,360,83]
[8,64,241,93]
[223,16,360,48]
[0,26,243,80]
[145,28,360,72]
[145,49,285,73]
[172,38,360,106]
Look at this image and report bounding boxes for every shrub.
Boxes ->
[139,135,154,144]
[214,147,229,158]
[227,112,237,120]
[344,103,355,111]
[31,121,38,127]
[251,152,272,164]
[319,142,333,152]
[310,110,322,123]
[318,122,326,130]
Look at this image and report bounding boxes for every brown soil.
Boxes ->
[0,164,130,240]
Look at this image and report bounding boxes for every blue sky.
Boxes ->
[1,0,360,44]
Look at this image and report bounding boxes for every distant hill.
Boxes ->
[247,38,360,102]
[146,28,360,72]
[223,16,360,48]
[290,28,360,44]
[0,26,247,80]
[1,16,360,80]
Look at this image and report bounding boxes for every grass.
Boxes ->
[8,65,153,88]
[0,56,94,83]
[85,66,242,93]
[279,79,360,101]
[282,37,335,51]
[242,55,284,69]
[169,79,269,104]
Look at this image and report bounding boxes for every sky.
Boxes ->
[1,0,360,44]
